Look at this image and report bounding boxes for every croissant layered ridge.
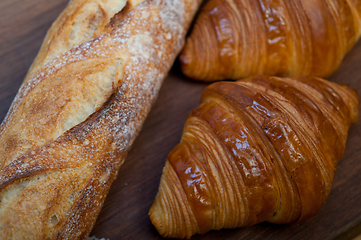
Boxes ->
[179,0,361,81]
[149,76,359,238]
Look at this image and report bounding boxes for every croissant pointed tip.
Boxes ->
[179,44,192,70]
[149,199,165,237]
[178,8,224,82]
[149,161,200,239]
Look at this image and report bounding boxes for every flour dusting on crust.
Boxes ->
[0,0,201,238]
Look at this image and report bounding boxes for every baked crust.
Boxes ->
[0,0,201,238]
[179,0,361,81]
[149,76,359,238]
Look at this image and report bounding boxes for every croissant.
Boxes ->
[149,75,359,238]
[179,0,361,81]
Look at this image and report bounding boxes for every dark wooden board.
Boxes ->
[0,0,361,239]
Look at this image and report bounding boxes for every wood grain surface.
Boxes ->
[0,0,360,239]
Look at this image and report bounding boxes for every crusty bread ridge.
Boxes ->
[0,0,201,239]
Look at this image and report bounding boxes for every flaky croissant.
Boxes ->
[179,0,361,81]
[149,76,359,238]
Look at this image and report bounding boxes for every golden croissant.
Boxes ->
[179,0,361,81]
[149,76,359,238]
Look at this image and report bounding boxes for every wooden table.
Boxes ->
[0,1,360,239]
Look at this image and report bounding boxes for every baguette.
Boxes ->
[0,0,201,238]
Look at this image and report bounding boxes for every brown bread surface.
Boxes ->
[0,0,202,238]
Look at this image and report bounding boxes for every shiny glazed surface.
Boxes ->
[179,0,361,81]
[149,76,359,238]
